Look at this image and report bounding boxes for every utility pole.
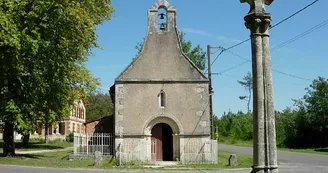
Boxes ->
[207,45,224,140]
[207,45,213,140]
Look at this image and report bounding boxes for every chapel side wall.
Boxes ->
[114,83,210,136]
[118,137,151,163]
[180,136,216,164]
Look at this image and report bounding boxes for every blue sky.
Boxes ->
[86,0,328,117]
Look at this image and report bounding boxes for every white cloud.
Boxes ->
[182,27,242,43]
[182,28,210,36]
[216,36,242,43]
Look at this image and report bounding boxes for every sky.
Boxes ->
[86,0,328,117]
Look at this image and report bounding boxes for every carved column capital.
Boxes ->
[244,14,262,35]
[244,13,272,35]
[262,16,272,35]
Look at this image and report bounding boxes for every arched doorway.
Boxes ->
[151,123,173,161]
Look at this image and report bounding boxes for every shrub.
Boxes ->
[66,133,74,142]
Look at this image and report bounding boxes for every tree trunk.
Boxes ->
[22,133,30,146]
[3,121,15,157]
[247,87,252,113]
[44,123,49,144]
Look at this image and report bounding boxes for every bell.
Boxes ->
[160,23,166,31]
[159,13,165,20]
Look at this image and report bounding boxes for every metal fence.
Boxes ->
[73,133,114,156]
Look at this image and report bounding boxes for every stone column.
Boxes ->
[241,0,278,173]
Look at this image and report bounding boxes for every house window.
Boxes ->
[159,90,166,108]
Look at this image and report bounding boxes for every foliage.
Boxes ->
[0,0,114,154]
[179,32,206,70]
[65,133,74,142]
[85,93,113,122]
[135,31,206,70]
[237,72,253,113]
[290,77,328,148]
[216,111,253,141]
[218,76,328,149]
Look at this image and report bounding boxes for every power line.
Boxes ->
[224,38,251,51]
[223,0,320,52]
[211,50,224,66]
[226,49,251,62]
[272,19,328,52]
[269,0,320,29]
[206,0,321,80]
[218,61,250,74]
[219,50,312,82]
[272,69,312,81]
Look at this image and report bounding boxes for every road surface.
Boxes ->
[218,143,328,173]
[0,164,328,173]
[0,144,327,173]
[218,144,328,166]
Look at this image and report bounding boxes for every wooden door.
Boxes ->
[151,124,163,161]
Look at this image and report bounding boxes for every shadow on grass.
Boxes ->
[314,148,328,152]
[0,142,65,150]
[0,153,45,159]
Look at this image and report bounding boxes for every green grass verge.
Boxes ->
[177,150,252,170]
[218,136,253,147]
[277,147,328,155]
[0,149,252,170]
[219,136,328,155]
[0,140,72,152]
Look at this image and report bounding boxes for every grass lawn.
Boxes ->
[0,140,72,152]
[278,147,328,155]
[0,140,73,155]
[0,149,253,170]
[219,137,328,156]
[178,150,252,170]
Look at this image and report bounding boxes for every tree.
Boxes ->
[135,31,206,70]
[85,93,114,122]
[0,0,113,155]
[294,77,328,147]
[238,72,253,113]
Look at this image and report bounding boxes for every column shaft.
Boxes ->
[251,19,265,169]
[262,19,278,172]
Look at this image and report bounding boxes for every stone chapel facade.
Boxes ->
[111,0,217,163]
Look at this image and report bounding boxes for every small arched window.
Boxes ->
[158,7,167,31]
[158,90,166,108]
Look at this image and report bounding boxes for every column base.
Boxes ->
[251,166,278,173]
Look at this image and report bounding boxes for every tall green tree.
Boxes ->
[237,72,253,113]
[85,93,113,122]
[294,77,328,147]
[0,0,113,155]
[135,31,206,70]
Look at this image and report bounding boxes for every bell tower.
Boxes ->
[148,0,177,32]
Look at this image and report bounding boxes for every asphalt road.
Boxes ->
[218,144,328,173]
[218,144,328,166]
[1,164,328,173]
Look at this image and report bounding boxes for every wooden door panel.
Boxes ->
[151,124,163,161]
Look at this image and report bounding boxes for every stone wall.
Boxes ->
[115,83,210,136]
[116,136,217,164]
